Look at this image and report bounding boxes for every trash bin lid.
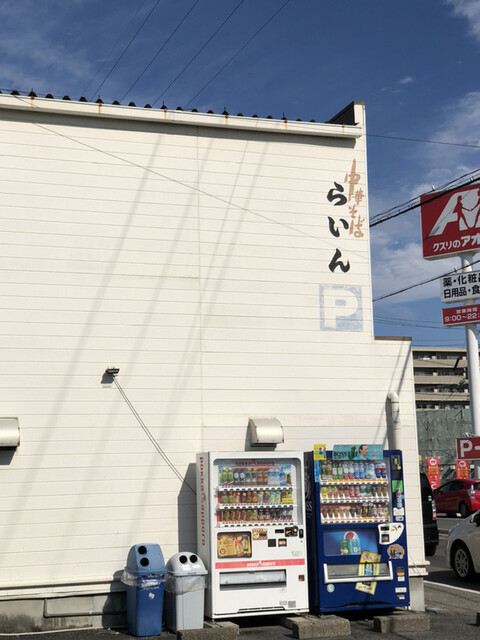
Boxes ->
[166,552,208,576]
[125,543,166,576]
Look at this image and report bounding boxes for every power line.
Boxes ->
[368,132,480,150]
[185,0,292,107]
[373,257,480,303]
[370,169,480,228]
[151,0,247,106]
[120,0,201,103]
[89,0,162,102]
[81,0,150,98]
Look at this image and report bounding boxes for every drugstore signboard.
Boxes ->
[421,185,480,260]
[442,304,480,326]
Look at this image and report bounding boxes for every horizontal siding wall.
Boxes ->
[0,101,421,596]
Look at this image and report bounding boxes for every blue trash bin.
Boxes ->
[121,543,166,636]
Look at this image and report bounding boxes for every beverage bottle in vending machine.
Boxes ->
[326,460,332,480]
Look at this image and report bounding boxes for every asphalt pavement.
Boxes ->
[1,521,478,640]
[0,582,479,640]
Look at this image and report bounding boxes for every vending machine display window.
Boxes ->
[323,529,378,557]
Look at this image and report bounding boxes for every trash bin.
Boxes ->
[165,552,207,632]
[121,543,166,637]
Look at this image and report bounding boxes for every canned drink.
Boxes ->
[339,539,351,555]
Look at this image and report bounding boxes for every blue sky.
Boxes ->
[1,0,479,347]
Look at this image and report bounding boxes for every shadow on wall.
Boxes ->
[0,449,16,466]
[177,462,198,552]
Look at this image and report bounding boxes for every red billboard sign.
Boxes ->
[456,437,480,460]
[456,459,470,479]
[420,184,480,260]
[442,304,480,326]
[426,457,440,489]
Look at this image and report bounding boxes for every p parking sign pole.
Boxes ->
[461,253,480,479]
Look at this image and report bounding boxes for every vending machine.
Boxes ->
[196,451,309,619]
[305,445,409,612]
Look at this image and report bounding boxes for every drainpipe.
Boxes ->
[387,391,400,450]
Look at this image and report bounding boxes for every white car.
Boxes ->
[446,510,480,580]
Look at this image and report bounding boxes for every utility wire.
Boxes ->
[112,375,196,495]
[152,0,247,106]
[81,0,150,98]
[370,169,480,228]
[120,0,201,103]
[368,132,480,150]
[185,0,292,107]
[373,257,480,303]
[89,0,162,102]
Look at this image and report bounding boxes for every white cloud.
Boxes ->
[398,76,415,85]
[445,0,480,41]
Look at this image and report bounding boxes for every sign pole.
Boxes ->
[461,252,480,479]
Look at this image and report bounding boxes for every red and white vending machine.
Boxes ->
[196,451,309,619]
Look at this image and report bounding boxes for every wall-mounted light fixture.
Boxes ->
[0,417,20,448]
[248,417,284,447]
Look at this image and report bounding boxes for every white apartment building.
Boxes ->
[413,347,469,410]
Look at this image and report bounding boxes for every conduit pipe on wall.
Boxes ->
[387,392,400,450]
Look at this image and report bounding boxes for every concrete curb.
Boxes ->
[372,612,430,633]
[177,621,239,640]
[281,614,351,639]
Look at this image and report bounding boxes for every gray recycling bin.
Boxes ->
[121,543,166,636]
[165,552,207,632]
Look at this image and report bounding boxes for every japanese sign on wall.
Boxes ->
[441,270,480,303]
[421,185,480,260]
[326,159,365,273]
[320,159,366,333]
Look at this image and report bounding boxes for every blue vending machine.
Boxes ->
[305,445,409,612]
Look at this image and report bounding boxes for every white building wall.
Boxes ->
[0,96,422,603]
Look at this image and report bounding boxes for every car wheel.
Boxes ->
[452,543,475,580]
[425,543,437,557]
[459,502,470,519]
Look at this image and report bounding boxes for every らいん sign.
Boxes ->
[421,185,480,259]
